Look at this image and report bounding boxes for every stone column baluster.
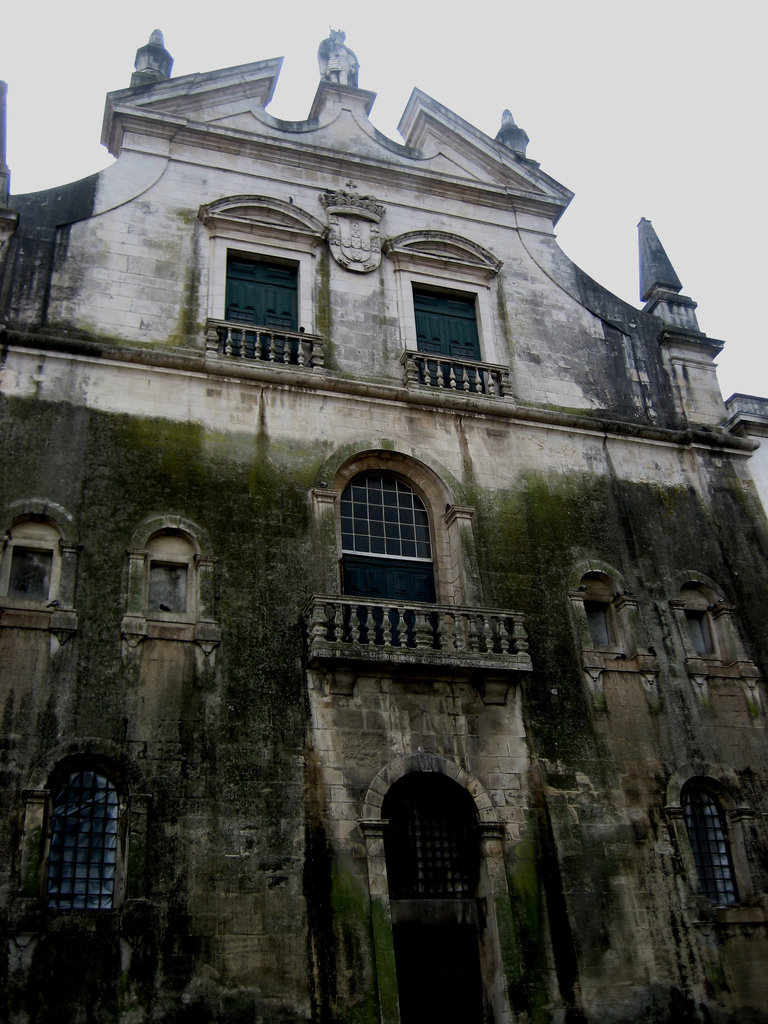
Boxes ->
[448,364,457,389]
[414,608,432,649]
[468,614,481,653]
[308,598,329,644]
[383,606,396,648]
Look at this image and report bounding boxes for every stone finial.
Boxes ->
[638,217,683,302]
[495,109,529,157]
[638,218,699,331]
[318,29,359,88]
[131,29,174,88]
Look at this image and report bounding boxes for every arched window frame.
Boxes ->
[312,450,479,607]
[567,562,657,709]
[670,573,760,711]
[18,747,151,911]
[0,500,79,641]
[665,765,758,912]
[121,514,220,656]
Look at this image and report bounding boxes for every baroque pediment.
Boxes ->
[198,195,325,247]
[384,231,502,281]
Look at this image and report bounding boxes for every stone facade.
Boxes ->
[1,33,767,1024]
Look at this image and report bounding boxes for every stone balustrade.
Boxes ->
[305,596,532,696]
[400,350,511,398]
[205,319,324,370]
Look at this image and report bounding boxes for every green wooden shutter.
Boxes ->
[226,258,298,330]
[414,290,480,360]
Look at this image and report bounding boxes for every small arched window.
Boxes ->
[340,472,435,602]
[145,530,196,616]
[1,518,62,603]
[579,571,616,648]
[682,782,737,905]
[46,769,125,911]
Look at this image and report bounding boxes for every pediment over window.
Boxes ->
[199,195,325,249]
[384,231,502,282]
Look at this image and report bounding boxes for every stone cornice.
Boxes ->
[106,109,566,220]
[0,329,757,455]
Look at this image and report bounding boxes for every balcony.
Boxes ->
[205,319,324,371]
[400,350,511,398]
[305,596,532,702]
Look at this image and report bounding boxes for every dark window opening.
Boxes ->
[414,288,480,361]
[685,608,714,656]
[585,600,611,647]
[9,547,53,599]
[46,770,122,911]
[225,256,298,330]
[340,473,435,602]
[682,784,737,905]
[148,562,188,614]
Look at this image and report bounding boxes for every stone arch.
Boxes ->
[314,447,474,605]
[361,752,498,825]
[128,513,211,555]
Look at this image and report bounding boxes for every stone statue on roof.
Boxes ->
[318,29,359,88]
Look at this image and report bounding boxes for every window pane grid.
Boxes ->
[340,475,431,561]
[47,771,121,911]
[683,787,737,905]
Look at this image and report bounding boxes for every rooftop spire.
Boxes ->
[131,30,174,88]
[638,218,699,332]
[495,109,529,157]
[638,217,683,302]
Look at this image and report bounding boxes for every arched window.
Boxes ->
[340,472,435,602]
[682,782,737,905]
[1,518,62,603]
[145,530,197,616]
[382,774,484,1024]
[580,571,616,648]
[46,769,125,911]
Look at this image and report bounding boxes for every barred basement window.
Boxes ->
[46,770,123,910]
[682,783,737,905]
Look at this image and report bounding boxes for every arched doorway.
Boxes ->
[382,772,484,1023]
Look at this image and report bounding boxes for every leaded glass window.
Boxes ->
[46,770,122,910]
[340,474,431,561]
[682,784,737,905]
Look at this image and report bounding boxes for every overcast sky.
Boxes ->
[2,0,765,401]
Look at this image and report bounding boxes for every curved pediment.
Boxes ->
[384,230,502,281]
[198,195,325,248]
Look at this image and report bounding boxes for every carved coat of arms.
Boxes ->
[320,190,385,273]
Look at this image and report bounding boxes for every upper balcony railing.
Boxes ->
[401,350,511,398]
[305,595,532,700]
[205,319,324,371]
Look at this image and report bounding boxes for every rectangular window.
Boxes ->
[225,256,298,330]
[148,563,188,614]
[584,601,611,647]
[413,288,480,360]
[685,609,714,656]
[9,547,53,599]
